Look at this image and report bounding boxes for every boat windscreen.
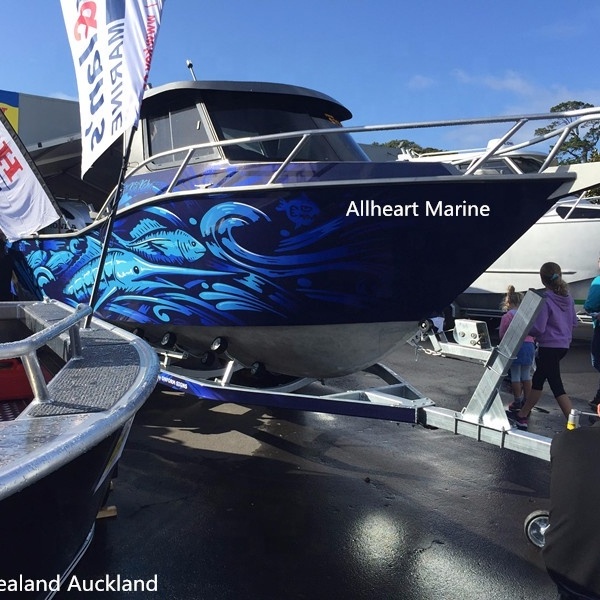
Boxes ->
[508,157,545,174]
[207,105,369,162]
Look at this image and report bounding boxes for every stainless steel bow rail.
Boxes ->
[92,105,600,220]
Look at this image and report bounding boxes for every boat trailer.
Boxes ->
[158,291,552,461]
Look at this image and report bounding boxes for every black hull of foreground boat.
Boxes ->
[0,430,122,599]
[0,300,159,599]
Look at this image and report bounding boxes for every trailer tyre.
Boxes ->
[524,509,550,548]
[418,319,433,333]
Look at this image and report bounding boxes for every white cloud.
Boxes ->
[452,69,536,96]
[481,72,537,96]
[407,75,435,90]
[451,69,600,114]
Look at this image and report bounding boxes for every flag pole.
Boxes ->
[84,126,136,328]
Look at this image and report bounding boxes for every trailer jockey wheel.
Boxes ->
[160,332,177,349]
[524,509,550,548]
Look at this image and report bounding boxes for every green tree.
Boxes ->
[371,139,443,155]
[534,101,600,164]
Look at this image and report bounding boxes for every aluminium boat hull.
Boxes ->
[0,300,159,599]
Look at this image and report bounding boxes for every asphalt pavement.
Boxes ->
[56,328,599,599]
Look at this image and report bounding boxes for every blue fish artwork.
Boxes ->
[113,218,206,264]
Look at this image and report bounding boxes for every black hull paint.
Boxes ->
[0,429,122,599]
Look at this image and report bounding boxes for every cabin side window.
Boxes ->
[146,104,220,167]
[556,203,600,220]
[455,156,545,175]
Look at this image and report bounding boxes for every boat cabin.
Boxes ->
[127,80,369,173]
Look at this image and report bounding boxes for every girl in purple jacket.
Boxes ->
[510,262,578,430]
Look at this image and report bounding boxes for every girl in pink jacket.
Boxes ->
[500,285,535,412]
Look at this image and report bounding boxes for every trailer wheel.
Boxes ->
[418,319,433,333]
[524,510,550,548]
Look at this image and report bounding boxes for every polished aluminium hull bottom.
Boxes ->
[140,321,418,380]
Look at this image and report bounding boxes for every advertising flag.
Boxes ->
[60,0,164,176]
[0,110,59,241]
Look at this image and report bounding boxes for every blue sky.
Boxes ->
[3,1,600,149]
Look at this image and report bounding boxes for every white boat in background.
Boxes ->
[397,139,551,177]
[403,141,600,321]
[462,195,600,321]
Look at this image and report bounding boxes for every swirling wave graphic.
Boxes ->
[14,193,390,328]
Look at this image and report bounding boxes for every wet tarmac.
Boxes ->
[56,332,599,599]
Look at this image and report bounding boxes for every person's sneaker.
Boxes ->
[514,415,529,430]
[507,397,524,413]
[506,411,528,430]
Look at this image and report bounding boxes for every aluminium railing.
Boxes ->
[0,301,92,403]
[95,105,600,220]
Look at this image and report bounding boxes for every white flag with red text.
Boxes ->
[0,111,59,241]
[60,0,164,176]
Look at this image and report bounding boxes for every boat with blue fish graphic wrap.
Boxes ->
[9,80,600,379]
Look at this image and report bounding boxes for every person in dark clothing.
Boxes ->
[543,418,600,599]
[0,237,15,301]
[584,257,600,409]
